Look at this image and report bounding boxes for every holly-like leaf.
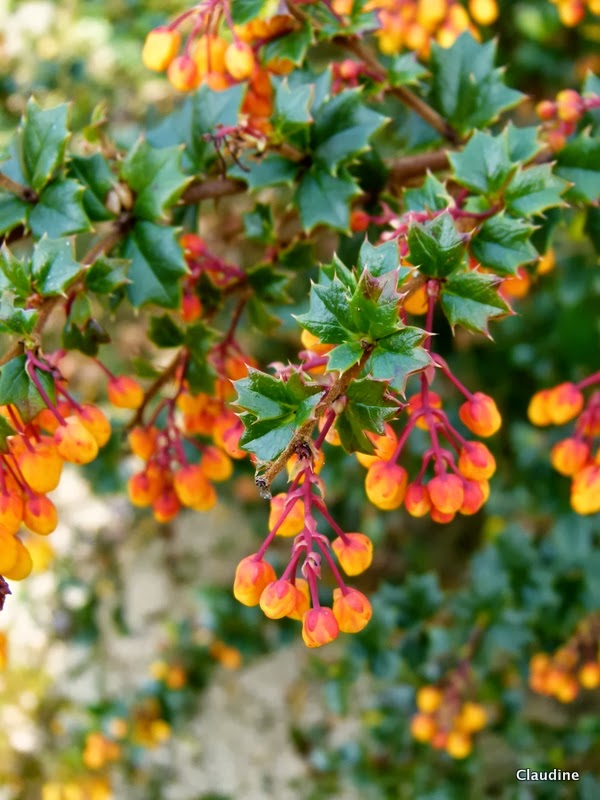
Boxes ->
[22,100,70,192]
[272,78,313,137]
[404,173,450,212]
[504,164,568,217]
[246,264,290,304]
[235,370,322,461]
[440,271,510,335]
[295,167,360,232]
[312,89,388,173]
[31,236,83,296]
[471,214,538,276]
[388,53,429,87]
[336,377,396,453]
[348,270,403,339]
[296,274,355,343]
[556,133,600,204]
[449,131,516,196]
[263,21,312,65]
[506,124,543,163]
[326,341,365,373]
[428,34,523,136]
[149,314,184,348]
[124,222,187,309]
[229,153,300,190]
[0,295,38,337]
[0,354,56,423]
[184,321,217,394]
[0,246,31,297]
[120,140,190,221]
[407,214,467,278]
[244,204,275,244]
[358,239,406,278]
[70,153,116,221]
[28,178,91,238]
[230,0,272,24]
[0,196,29,236]
[365,327,430,393]
[84,257,130,294]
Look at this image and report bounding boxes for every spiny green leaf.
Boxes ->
[506,123,543,163]
[0,196,29,236]
[31,236,83,296]
[365,327,430,393]
[556,133,600,204]
[149,314,184,348]
[273,78,313,135]
[229,153,300,190]
[404,173,450,212]
[504,164,569,217]
[0,246,31,296]
[348,270,403,339]
[471,214,538,276]
[388,53,429,87]
[69,153,116,222]
[28,178,91,238]
[263,21,312,65]
[0,354,56,423]
[230,0,273,25]
[326,341,364,373]
[407,214,467,278]
[295,167,360,232]
[336,377,396,453]
[124,222,187,309]
[296,275,357,343]
[449,130,516,196]
[358,239,406,278]
[0,295,38,337]
[84,257,130,294]
[121,139,190,221]
[440,270,510,335]
[22,100,70,192]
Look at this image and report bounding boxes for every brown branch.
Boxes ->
[181,177,246,204]
[333,36,461,145]
[389,148,451,187]
[257,272,426,492]
[128,350,184,429]
[0,172,38,203]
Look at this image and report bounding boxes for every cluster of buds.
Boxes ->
[127,355,246,523]
[179,233,246,323]
[142,3,296,132]
[548,0,600,26]
[529,614,600,703]
[528,374,600,514]
[0,352,111,586]
[410,679,488,759]
[233,439,373,647]
[82,731,121,771]
[357,0,495,58]
[537,89,600,151]
[42,778,111,800]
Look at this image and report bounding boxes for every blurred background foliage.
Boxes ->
[0,1,599,799]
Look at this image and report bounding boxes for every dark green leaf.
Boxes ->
[365,327,430,393]
[0,246,31,296]
[504,164,568,217]
[326,341,364,373]
[388,54,429,87]
[556,133,600,203]
[0,354,56,423]
[407,214,467,278]
[230,0,270,24]
[440,270,510,334]
[22,100,70,192]
[124,222,187,309]
[448,130,515,195]
[0,195,29,235]
[273,78,313,135]
[84,257,130,294]
[229,153,299,190]
[471,214,537,275]
[263,21,312,65]
[357,239,400,277]
[69,153,116,221]
[506,123,543,163]
[348,270,403,339]
[296,275,356,343]
[295,167,360,232]
[247,296,281,333]
[149,314,184,348]
[243,204,275,244]
[183,321,216,393]
[0,295,38,337]
[29,179,91,238]
[335,377,396,453]
[121,139,190,221]
[404,173,450,212]
[31,237,83,296]
[246,264,290,304]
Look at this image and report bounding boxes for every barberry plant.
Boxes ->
[0,0,599,792]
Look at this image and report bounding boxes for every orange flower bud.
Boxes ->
[455,701,487,733]
[201,446,232,482]
[430,506,455,524]
[142,27,181,72]
[331,532,373,576]
[233,555,277,606]
[555,675,579,703]
[107,376,144,410]
[468,0,498,25]
[3,538,33,581]
[410,712,437,743]
[167,55,199,92]
[191,35,228,75]
[288,578,310,620]
[356,425,398,468]
[181,293,203,323]
[459,479,489,515]
[546,382,584,425]
[550,437,590,476]
[0,531,18,573]
[502,268,531,300]
[128,426,159,460]
[54,416,99,465]
[404,482,431,517]
[428,473,464,515]
[528,389,553,426]
[458,442,496,480]
[0,489,23,536]
[173,464,216,511]
[14,437,63,494]
[23,493,58,535]
[571,464,600,515]
[152,487,181,523]
[446,730,472,759]
[459,392,501,437]
[259,579,298,619]
[404,285,429,315]
[365,461,407,510]
[408,392,442,430]
[416,686,443,713]
[301,607,339,648]
[350,210,370,232]
[300,329,334,356]
[127,471,158,507]
[332,587,372,633]
[224,41,256,80]
[579,662,600,690]
[536,100,556,120]
[268,493,305,537]
[556,89,583,123]
[77,404,111,448]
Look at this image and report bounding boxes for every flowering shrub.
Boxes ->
[0,0,599,794]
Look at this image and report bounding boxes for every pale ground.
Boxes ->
[2,468,367,800]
